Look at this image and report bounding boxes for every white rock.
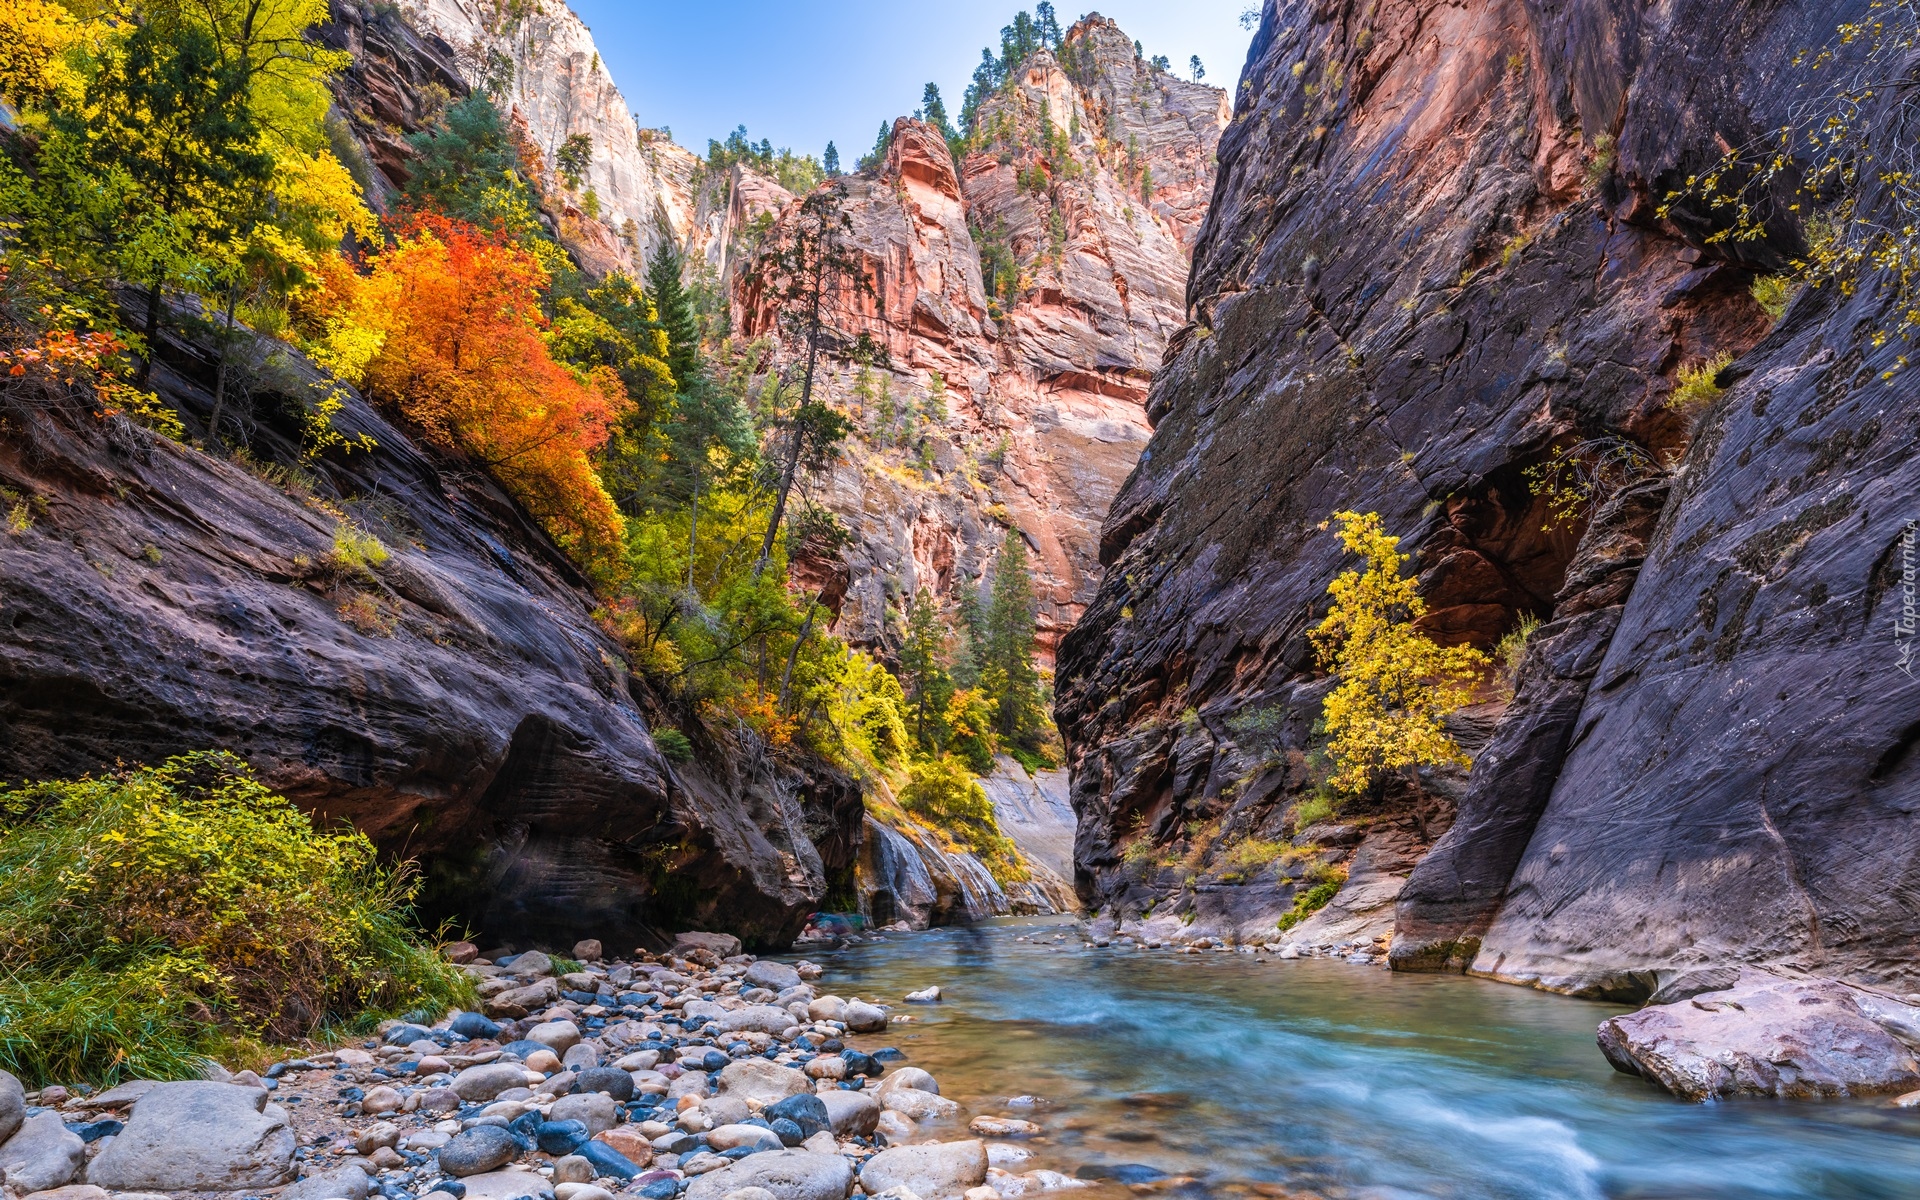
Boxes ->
[858,1140,989,1200]
[904,987,942,1003]
[682,1149,854,1200]
[457,1169,557,1200]
[526,1020,583,1053]
[806,997,848,1023]
[842,1002,889,1033]
[707,1124,782,1153]
[86,1083,295,1191]
[878,1068,940,1097]
[282,1163,373,1200]
[715,1059,812,1105]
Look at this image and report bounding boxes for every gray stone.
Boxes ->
[552,1154,595,1184]
[806,997,847,1023]
[456,1169,556,1200]
[877,1068,939,1096]
[742,961,802,993]
[818,1090,879,1137]
[85,1082,295,1191]
[0,1112,85,1193]
[507,951,555,977]
[714,1060,811,1106]
[858,1141,988,1200]
[437,1125,524,1177]
[526,1020,583,1053]
[879,1088,958,1121]
[1597,972,1920,1101]
[714,1005,798,1036]
[706,1124,783,1153]
[282,1163,373,1200]
[0,1071,21,1144]
[683,1150,854,1200]
[702,1096,751,1126]
[547,1092,618,1136]
[571,940,603,962]
[842,1001,889,1033]
[572,1067,634,1100]
[562,1042,601,1071]
[453,1062,536,1102]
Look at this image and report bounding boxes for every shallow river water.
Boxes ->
[811,917,1920,1200]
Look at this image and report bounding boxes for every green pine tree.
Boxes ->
[984,531,1043,744]
[645,238,701,388]
[901,589,955,749]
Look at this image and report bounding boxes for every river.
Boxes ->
[810,917,1920,1200]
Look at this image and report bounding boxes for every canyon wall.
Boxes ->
[1057,0,1920,996]
[735,17,1228,661]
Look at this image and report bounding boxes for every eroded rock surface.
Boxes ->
[1057,0,1920,995]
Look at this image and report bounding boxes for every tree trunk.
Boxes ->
[778,596,822,710]
[137,281,164,388]
[208,284,240,446]
[754,274,825,576]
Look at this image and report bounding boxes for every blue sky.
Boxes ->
[568,1,1257,161]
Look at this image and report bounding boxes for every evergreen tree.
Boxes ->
[1035,2,1063,48]
[857,121,893,172]
[984,531,1043,743]
[921,83,955,141]
[823,141,840,176]
[645,239,700,388]
[901,590,955,748]
[1190,55,1205,80]
[403,92,525,220]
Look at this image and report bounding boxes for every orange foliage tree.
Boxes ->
[322,215,627,574]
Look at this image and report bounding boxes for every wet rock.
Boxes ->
[877,1068,940,1096]
[859,1140,988,1200]
[86,1082,295,1190]
[0,1112,85,1193]
[842,1002,889,1033]
[968,1116,1039,1137]
[818,1090,879,1137]
[806,996,847,1023]
[437,1125,525,1177]
[904,987,941,1003]
[1598,972,1920,1100]
[763,1094,831,1141]
[682,1149,854,1200]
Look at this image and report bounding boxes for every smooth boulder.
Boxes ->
[437,1125,524,1177]
[458,1169,557,1200]
[1597,972,1920,1100]
[0,1112,86,1193]
[548,1092,619,1135]
[683,1149,854,1200]
[818,1090,879,1137]
[715,1059,812,1105]
[716,1005,800,1036]
[842,1001,889,1033]
[675,932,743,958]
[763,1094,831,1140]
[707,1124,784,1153]
[859,1141,988,1200]
[453,1062,537,1102]
[87,1082,296,1190]
[0,1070,22,1143]
[282,1163,373,1200]
[743,961,803,993]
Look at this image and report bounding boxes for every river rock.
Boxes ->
[675,932,743,958]
[563,1043,602,1071]
[716,1005,799,1035]
[457,1169,557,1200]
[573,1067,635,1099]
[452,1011,504,1040]
[683,1149,853,1200]
[525,1050,564,1075]
[716,1060,811,1105]
[807,996,848,1023]
[553,1154,595,1184]
[555,1186,615,1200]
[0,1071,21,1144]
[572,939,603,961]
[591,1126,655,1166]
[968,1116,1039,1137]
[506,951,555,977]
[282,1163,373,1200]
[818,1090,879,1136]
[437,1125,525,1177]
[527,1020,583,1053]
[548,1092,619,1135]
[842,1002,888,1033]
[454,1062,538,1101]
[88,1083,294,1189]
[743,962,802,992]
[707,1124,783,1153]
[764,1094,831,1140]
[0,1112,85,1193]
[859,1140,988,1200]
[878,1068,940,1096]
[904,987,941,1003]
[1597,972,1920,1100]
[880,1088,960,1120]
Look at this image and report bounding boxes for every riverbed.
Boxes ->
[818,917,1920,1200]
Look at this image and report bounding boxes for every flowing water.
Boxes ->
[808,917,1920,1200]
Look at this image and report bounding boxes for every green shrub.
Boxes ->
[901,754,1028,886]
[330,521,389,576]
[1291,788,1338,832]
[1669,351,1733,414]
[1276,862,1348,931]
[0,752,470,1085]
[1750,274,1794,321]
[1495,612,1542,689]
[653,728,695,763]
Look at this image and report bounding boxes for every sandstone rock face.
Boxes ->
[735,19,1228,662]
[1598,973,1920,1100]
[1056,0,1920,995]
[0,311,861,952]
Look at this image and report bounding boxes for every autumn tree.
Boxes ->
[1311,511,1488,794]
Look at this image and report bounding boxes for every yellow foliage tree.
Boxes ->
[1311,511,1488,793]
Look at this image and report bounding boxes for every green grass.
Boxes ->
[0,752,472,1086]
[1276,862,1349,931]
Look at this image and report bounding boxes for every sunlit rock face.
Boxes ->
[735,18,1229,661]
